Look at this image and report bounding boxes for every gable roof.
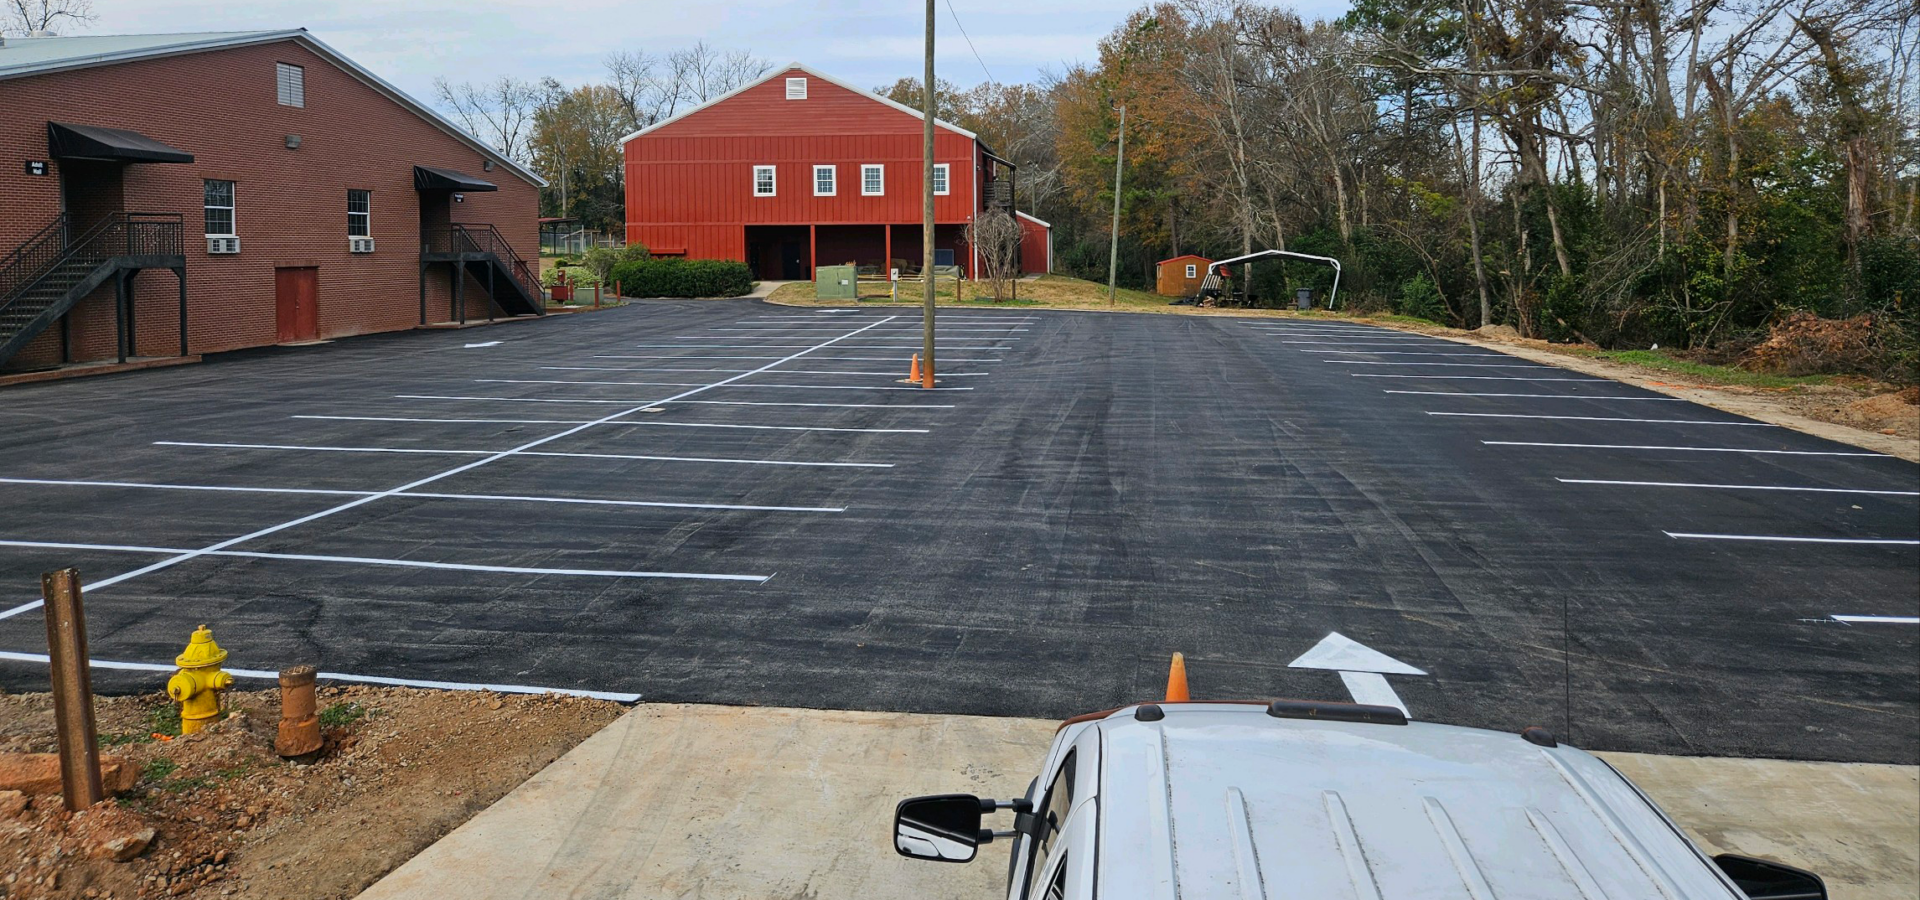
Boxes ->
[1158,254,1211,265]
[0,29,545,187]
[618,62,978,146]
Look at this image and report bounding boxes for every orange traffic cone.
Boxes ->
[1164,652,1189,702]
[909,354,921,382]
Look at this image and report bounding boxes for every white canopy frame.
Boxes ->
[1209,250,1343,309]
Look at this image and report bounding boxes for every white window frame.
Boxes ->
[813,165,836,197]
[861,164,885,197]
[786,77,807,100]
[347,189,371,237]
[1185,263,1198,279]
[753,165,777,197]
[276,62,305,108]
[932,163,950,196]
[203,179,236,237]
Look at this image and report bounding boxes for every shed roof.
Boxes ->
[1157,254,1211,266]
[0,29,544,187]
[618,62,978,146]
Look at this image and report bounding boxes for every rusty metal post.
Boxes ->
[275,665,322,759]
[41,568,103,811]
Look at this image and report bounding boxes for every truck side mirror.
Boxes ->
[1713,854,1827,900]
[894,794,984,863]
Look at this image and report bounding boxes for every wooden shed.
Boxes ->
[1155,255,1212,297]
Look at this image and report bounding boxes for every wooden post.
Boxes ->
[41,568,103,811]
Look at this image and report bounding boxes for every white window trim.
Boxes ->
[1185,264,1198,278]
[861,164,885,197]
[203,179,236,237]
[786,77,807,100]
[933,163,950,196]
[753,165,777,197]
[813,165,836,197]
[347,189,372,237]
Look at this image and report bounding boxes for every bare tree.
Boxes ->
[2,0,94,35]
[966,209,1025,301]
[434,76,543,164]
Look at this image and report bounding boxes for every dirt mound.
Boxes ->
[1743,312,1906,379]
[1831,392,1920,438]
[1475,324,1521,340]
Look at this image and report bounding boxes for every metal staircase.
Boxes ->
[420,224,544,324]
[0,212,186,370]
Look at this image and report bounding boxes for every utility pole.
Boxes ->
[1107,104,1126,307]
[921,0,938,386]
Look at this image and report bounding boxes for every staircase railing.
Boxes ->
[0,213,183,320]
[0,213,72,307]
[421,223,541,303]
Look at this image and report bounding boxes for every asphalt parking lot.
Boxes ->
[0,301,1914,763]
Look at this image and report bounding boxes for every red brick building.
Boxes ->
[620,63,1050,281]
[0,30,544,375]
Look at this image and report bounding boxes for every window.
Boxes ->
[753,165,776,197]
[1024,751,1075,900]
[932,163,950,196]
[347,190,371,237]
[813,165,836,197]
[786,77,808,100]
[276,62,305,107]
[1044,857,1068,900]
[203,180,235,236]
[1185,263,1198,279]
[862,164,884,196]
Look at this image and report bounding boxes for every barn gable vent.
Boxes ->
[276,62,305,108]
[786,77,807,100]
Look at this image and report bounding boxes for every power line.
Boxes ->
[943,0,995,86]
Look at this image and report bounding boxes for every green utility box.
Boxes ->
[815,265,858,300]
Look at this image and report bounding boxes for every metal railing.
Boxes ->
[1,212,182,315]
[421,223,540,302]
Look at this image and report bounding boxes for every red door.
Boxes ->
[274,267,319,343]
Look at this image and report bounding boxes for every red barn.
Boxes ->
[620,63,1050,281]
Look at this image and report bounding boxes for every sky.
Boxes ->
[77,0,1354,101]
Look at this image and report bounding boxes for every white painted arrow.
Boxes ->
[464,340,503,348]
[1288,631,1426,718]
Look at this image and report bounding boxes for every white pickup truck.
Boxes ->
[894,663,1825,900]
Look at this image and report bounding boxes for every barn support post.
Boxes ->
[884,225,892,280]
[809,225,817,283]
[176,266,188,357]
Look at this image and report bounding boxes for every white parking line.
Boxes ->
[0,478,843,513]
[614,420,929,433]
[0,540,775,581]
[0,477,362,497]
[771,370,986,377]
[1487,441,1884,456]
[666,399,956,408]
[1280,340,1436,345]
[1355,374,1603,381]
[1829,615,1920,625]
[1555,478,1917,497]
[1299,350,1509,356]
[1385,390,1685,401]
[1431,412,1774,426]
[164,438,895,468]
[1664,533,1919,546]
[0,651,643,702]
[0,315,901,621]
[1331,361,1552,368]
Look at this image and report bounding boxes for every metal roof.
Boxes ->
[0,30,545,188]
[1087,704,1744,899]
[617,62,979,146]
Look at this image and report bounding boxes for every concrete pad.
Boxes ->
[1598,751,1920,900]
[359,704,1919,900]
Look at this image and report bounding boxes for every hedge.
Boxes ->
[607,258,755,298]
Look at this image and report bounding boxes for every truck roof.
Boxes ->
[1088,703,1742,899]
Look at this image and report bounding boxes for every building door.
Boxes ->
[780,241,807,280]
[59,160,125,233]
[274,267,320,343]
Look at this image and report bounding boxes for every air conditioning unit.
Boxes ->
[206,236,240,255]
[348,237,376,254]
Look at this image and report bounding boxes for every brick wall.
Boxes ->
[0,38,539,370]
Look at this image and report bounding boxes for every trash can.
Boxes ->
[1294,287,1314,310]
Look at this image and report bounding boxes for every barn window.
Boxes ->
[203,180,236,236]
[813,165,836,196]
[1185,263,1197,278]
[753,165,776,197]
[347,190,371,237]
[786,77,807,100]
[861,164,884,196]
[932,163,950,195]
[276,63,305,107]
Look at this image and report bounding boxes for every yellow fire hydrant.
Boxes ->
[166,625,233,734]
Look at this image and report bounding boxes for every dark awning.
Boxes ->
[47,121,194,164]
[414,165,498,192]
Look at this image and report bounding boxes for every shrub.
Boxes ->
[582,243,651,286]
[608,258,755,298]
[1395,274,1446,324]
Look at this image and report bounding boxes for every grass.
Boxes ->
[319,701,373,729]
[1561,348,1832,389]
